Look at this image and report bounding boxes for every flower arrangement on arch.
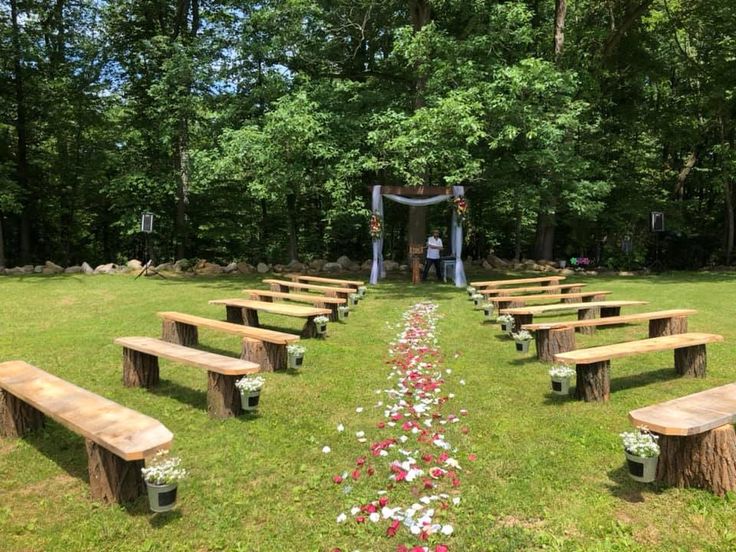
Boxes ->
[369,212,383,241]
[570,256,591,268]
[451,196,469,225]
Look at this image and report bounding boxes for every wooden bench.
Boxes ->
[114,336,260,418]
[243,289,346,321]
[523,309,697,361]
[286,274,364,290]
[629,384,736,496]
[488,291,611,310]
[470,276,565,289]
[0,360,173,503]
[263,279,354,301]
[158,311,299,371]
[480,283,586,297]
[553,333,724,402]
[209,298,332,338]
[501,300,649,331]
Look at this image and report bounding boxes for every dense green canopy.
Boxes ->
[0,0,734,269]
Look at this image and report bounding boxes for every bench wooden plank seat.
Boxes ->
[480,283,586,296]
[553,333,724,403]
[209,298,332,338]
[157,312,299,372]
[243,289,346,321]
[523,309,697,361]
[501,300,649,332]
[262,279,355,301]
[488,291,611,310]
[114,337,260,418]
[470,276,565,289]
[629,384,736,495]
[0,360,173,503]
[286,274,364,289]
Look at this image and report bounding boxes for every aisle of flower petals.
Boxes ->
[328,302,472,552]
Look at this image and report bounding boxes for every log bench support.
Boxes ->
[207,372,243,418]
[511,314,533,333]
[86,440,145,503]
[536,327,576,362]
[649,316,688,338]
[562,286,582,295]
[270,283,289,293]
[576,307,599,335]
[242,308,260,327]
[0,389,45,437]
[600,306,621,318]
[316,302,339,322]
[656,424,736,496]
[226,305,244,324]
[575,360,610,402]
[301,316,321,339]
[240,338,286,372]
[122,348,160,388]
[161,320,198,346]
[674,344,707,377]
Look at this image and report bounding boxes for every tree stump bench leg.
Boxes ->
[562,294,577,304]
[243,308,260,327]
[225,305,244,324]
[301,317,319,338]
[511,314,533,333]
[656,424,736,496]
[600,306,621,318]
[576,307,599,335]
[497,300,512,311]
[0,390,44,437]
[161,320,198,346]
[86,440,144,503]
[674,344,706,377]
[207,372,243,418]
[649,317,688,338]
[575,360,610,402]
[122,348,159,388]
[240,338,285,371]
[564,286,582,295]
[536,327,575,362]
[318,302,339,322]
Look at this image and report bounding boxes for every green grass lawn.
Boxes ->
[1,270,736,551]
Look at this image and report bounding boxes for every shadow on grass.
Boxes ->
[610,367,677,394]
[509,355,539,366]
[22,423,89,483]
[147,379,208,412]
[606,464,665,503]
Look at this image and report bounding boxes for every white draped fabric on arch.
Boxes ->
[369,184,467,287]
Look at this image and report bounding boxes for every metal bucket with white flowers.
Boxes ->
[472,293,484,308]
[235,376,265,412]
[621,428,660,483]
[141,450,186,513]
[357,286,367,298]
[287,344,306,369]
[512,330,533,353]
[482,303,494,320]
[314,315,329,336]
[466,286,476,298]
[349,293,360,306]
[337,305,350,321]
[548,364,575,396]
[497,314,514,334]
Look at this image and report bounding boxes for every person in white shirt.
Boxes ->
[423,229,443,281]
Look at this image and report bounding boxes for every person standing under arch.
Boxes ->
[423,229,443,281]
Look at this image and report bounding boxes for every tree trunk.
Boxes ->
[575,361,610,402]
[122,349,160,388]
[10,0,32,264]
[725,180,734,264]
[656,424,736,496]
[536,327,575,362]
[225,305,244,324]
[407,206,427,261]
[553,0,567,58]
[674,345,706,377]
[533,211,555,260]
[511,313,533,332]
[648,317,687,338]
[0,216,6,268]
[513,204,522,261]
[674,150,698,199]
[240,338,286,372]
[301,318,320,339]
[576,307,599,334]
[161,320,198,346]
[602,0,654,58]
[243,308,260,327]
[0,390,45,437]
[286,193,298,262]
[175,117,190,260]
[86,440,144,503]
[206,372,242,418]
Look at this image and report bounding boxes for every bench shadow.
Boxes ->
[147,379,208,411]
[21,423,90,483]
[606,465,665,502]
[610,367,677,394]
[509,355,539,366]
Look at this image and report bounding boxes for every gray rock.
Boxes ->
[336,255,352,269]
[174,259,193,272]
[309,259,327,270]
[81,262,94,274]
[287,260,305,272]
[155,262,175,272]
[383,260,400,272]
[196,261,223,275]
[257,262,270,274]
[361,260,372,271]
[6,267,25,275]
[322,262,342,273]
[223,262,238,273]
[348,262,361,272]
[399,264,409,272]
[21,265,34,273]
[34,265,44,273]
[273,264,285,273]
[95,263,118,274]
[618,271,635,277]
[126,259,143,270]
[560,268,575,276]
[65,266,82,273]
[236,262,253,274]
[482,260,492,270]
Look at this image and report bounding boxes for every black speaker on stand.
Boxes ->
[136,213,165,279]
[648,211,665,272]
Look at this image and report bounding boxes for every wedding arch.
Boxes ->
[369,185,467,287]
